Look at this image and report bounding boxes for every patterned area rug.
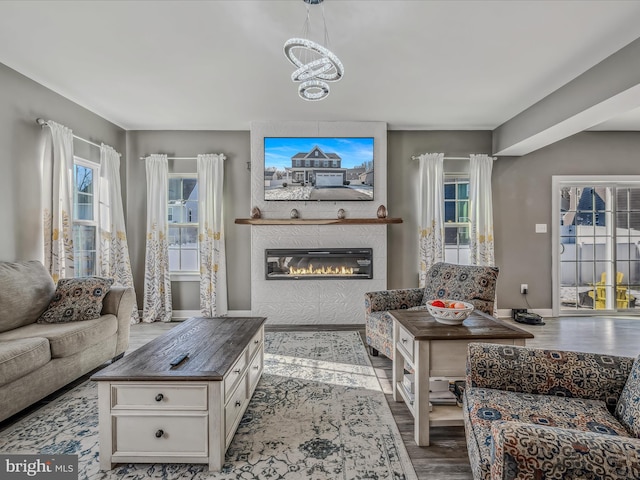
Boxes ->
[0,331,417,480]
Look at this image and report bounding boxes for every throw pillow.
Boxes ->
[37,277,114,323]
[615,354,640,437]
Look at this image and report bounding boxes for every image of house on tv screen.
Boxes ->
[264,137,374,201]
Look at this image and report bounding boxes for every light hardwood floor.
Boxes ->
[3,316,639,479]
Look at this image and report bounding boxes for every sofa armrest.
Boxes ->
[466,343,634,408]
[490,421,640,480]
[102,286,135,357]
[364,288,424,314]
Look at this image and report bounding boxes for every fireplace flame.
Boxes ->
[289,263,355,276]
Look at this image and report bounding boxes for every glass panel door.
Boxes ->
[558,183,640,313]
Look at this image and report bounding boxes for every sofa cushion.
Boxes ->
[0,261,55,333]
[0,337,51,387]
[464,387,630,480]
[37,277,114,324]
[421,262,498,314]
[616,355,640,437]
[0,315,118,358]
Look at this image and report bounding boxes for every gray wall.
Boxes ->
[3,60,639,314]
[125,131,251,312]
[492,131,640,310]
[386,131,493,289]
[0,62,125,263]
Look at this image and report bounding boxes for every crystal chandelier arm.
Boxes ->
[283,0,343,101]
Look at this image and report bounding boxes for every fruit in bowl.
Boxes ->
[426,299,474,325]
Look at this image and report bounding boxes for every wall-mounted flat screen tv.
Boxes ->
[264,137,374,201]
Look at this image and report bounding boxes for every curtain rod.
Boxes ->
[36,118,103,150]
[410,155,497,160]
[138,155,226,160]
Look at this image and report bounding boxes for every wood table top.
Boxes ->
[389,309,534,341]
[91,316,267,382]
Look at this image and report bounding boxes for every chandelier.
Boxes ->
[283,0,344,101]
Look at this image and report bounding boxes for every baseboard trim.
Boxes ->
[171,309,254,321]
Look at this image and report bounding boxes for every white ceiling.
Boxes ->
[0,0,639,132]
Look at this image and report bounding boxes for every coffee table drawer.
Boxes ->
[249,328,263,358]
[114,413,208,455]
[111,384,207,410]
[225,379,248,444]
[248,344,263,393]
[398,325,414,362]
[224,350,248,402]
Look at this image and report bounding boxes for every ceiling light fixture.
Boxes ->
[283,0,344,101]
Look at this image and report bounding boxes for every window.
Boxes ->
[323,160,329,167]
[168,176,199,273]
[305,159,310,167]
[444,174,470,265]
[73,157,98,277]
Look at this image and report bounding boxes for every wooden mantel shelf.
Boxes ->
[235,217,403,225]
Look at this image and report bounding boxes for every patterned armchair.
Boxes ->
[463,343,640,480]
[364,262,499,359]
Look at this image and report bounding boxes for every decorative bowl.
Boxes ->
[426,300,474,325]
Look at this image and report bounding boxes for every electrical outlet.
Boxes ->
[521,284,528,294]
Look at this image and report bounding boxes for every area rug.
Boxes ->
[0,331,417,480]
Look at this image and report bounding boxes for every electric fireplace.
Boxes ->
[265,248,373,280]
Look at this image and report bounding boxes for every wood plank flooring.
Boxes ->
[3,315,639,479]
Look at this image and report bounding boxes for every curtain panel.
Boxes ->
[469,154,495,266]
[98,144,139,323]
[417,153,445,288]
[197,154,228,317]
[143,154,172,323]
[42,121,75,282]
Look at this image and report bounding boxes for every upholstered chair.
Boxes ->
[364,262,499,359]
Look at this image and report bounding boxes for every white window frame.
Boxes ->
[168,174,200,281]
[551,175,640,316]
[72,156,99,277]
[443,173,470,265]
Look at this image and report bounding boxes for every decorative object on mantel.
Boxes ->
[337,208,346,219]
[290,208,300,219]
[377,205,388,218]
[283,0,344,101]
[250,206,261,219]
[235,217,403,225]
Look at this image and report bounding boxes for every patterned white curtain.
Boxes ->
[469,154,495,266]
[197,154,228,317]
[417,153,445,287]
[143,154,172,323]
[42,121,75,282]
[98,144,140,323]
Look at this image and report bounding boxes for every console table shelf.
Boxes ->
[235,218,403,225]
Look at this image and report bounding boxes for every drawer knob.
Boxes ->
[234,368,241,374]
[155,429,164,438]
[254,365,259,370]
[254,339,259,344]
[235,400,241,407]
[401,338,407,344]
[155,394,164,402]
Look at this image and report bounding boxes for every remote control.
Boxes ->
[170,353,189,367]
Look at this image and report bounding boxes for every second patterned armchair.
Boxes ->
[364,262,499,359]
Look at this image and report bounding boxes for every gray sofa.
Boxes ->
[0,260,135,422]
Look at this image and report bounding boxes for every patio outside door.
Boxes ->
[553,176,640,315]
